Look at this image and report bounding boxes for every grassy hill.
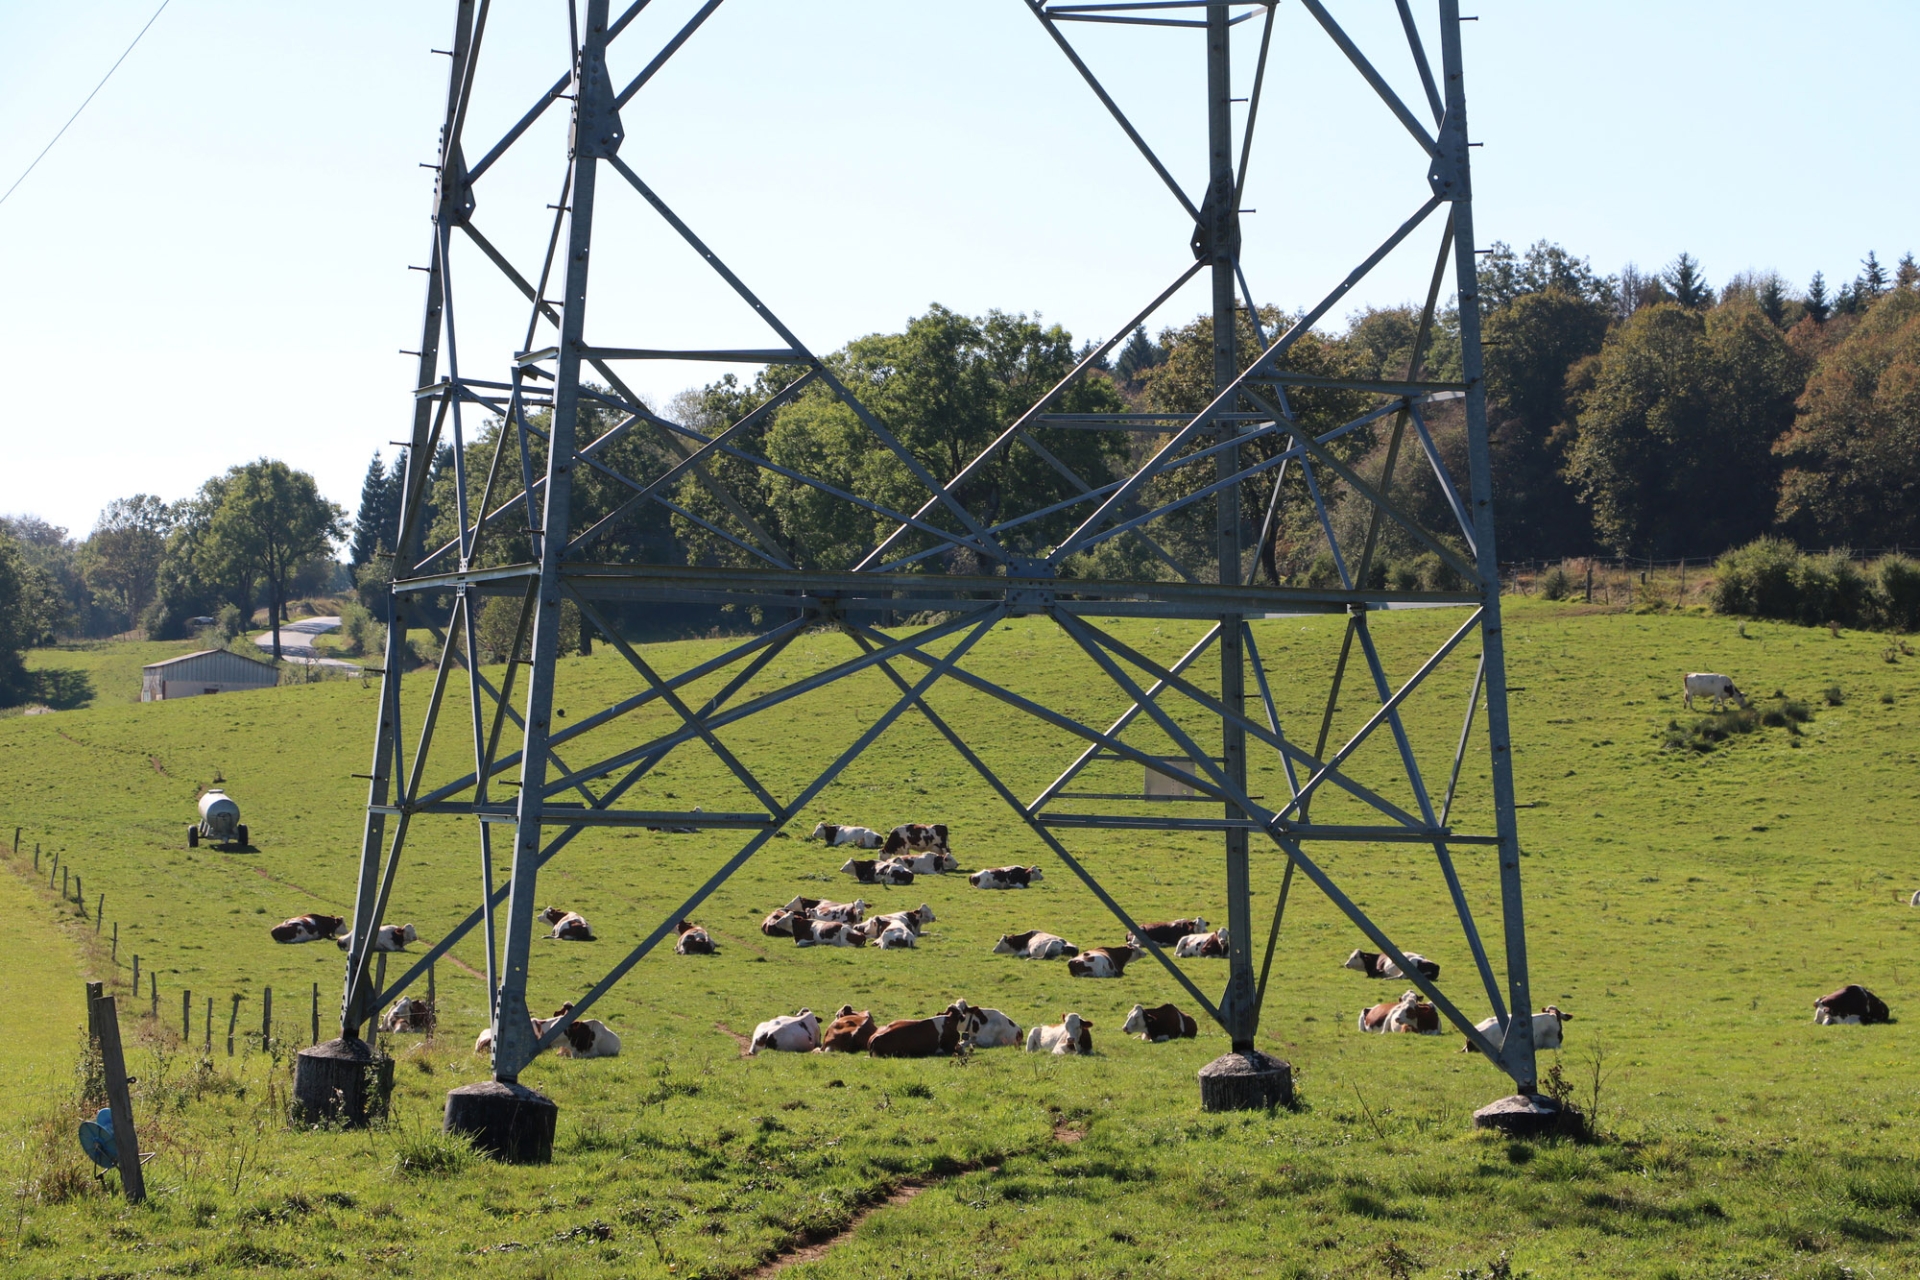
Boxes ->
[1,600,1917,1278]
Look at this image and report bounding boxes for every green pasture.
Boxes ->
[13,638,206,713]
[1,599,1917,1278]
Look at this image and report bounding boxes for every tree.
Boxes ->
[349,451,406,567]
[1480,240,1617,313]
[1858,251,1889,303]
[0,527,65,702]
[1664,253,1712,309]
[1806,272,1831,323]
[1898,252,1919,292]
[201,460,345,659]
[1758,275,1788,326]
[1565,301,1799,556]
[1114,325,1167,384]
[1774,289,1920,547]
[80,495,173,632]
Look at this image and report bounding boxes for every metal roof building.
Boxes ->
[141,649,279,701]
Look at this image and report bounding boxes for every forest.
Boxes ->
[3,238,1916,688]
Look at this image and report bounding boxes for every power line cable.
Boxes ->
[0,0,174,211]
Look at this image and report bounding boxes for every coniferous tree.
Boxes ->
[1114,325,1166,383]
[1805,272,1831,323]
[1897,252,1920,292]
[349,453,394,567]
[1664,253,1712,309]
[1758,276,1788,326]
[1834,280,1862,317]
[1857,250,1889,302]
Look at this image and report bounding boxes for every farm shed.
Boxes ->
[140,649,278,701]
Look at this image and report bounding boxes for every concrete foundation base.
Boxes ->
[1198,1050,1294,1112]
[444,1081,558,1164]
[293,1038,393,1128]
[1473,1093,1583,1139]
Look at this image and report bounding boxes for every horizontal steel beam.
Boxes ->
[578,346,805,363]
[371,804,773,828]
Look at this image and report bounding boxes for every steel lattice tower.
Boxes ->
[310,0,1544,1149]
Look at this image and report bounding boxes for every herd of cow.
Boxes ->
[257,810,1896,1067]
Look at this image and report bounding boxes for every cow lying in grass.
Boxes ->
[674,920,717,954]
[970,865,1042,890]
[1122,1003,1197,1041]
[337,922,416,952]
[1814,985,1889,1025]
[1343,948,1441,981]
[1026,1011,1093,1055]
[1175,928,1230,958]
[1463,1005,1572,1051]
[381,996,433,1033]
[1127,917,1207,948]
[841,857,914,886]
[812,822,884,849]
[270,913,344,944]
[539,907,594,941]
[992,930,1076,960]
[882,823,950,857]
[868,1001,971,1057]
[1067,945,1136,978]
[473,1004,620,1059]
[819,1006,875,1052]
[751,1008,821,1053]
[1359,990,1439,1034]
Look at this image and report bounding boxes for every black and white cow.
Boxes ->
[337,922,417,952]
[538,907,595,941]
[1122,1003,1198,1041]
[1343,948,1441,981]
[841,857,915,886]
[1174,928,1230,958]
[992,930,1076,960]
[969,865,1042,890]
[813,822,884,849]
[270,913,345,944]
[882,823,950,857]
[674,919,717,955]
[1066,945,1136,978]
[1127,917,1208,948]
[1683,673,1748,711]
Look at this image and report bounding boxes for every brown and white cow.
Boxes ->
[867,1001,971,1058]
[380,996,434,1034]
[841,857,914,886]
[882,823,950,857]
[1066,945,1136,978]
[337,922,417,952]
[674,919,717,955]
[791,917,864,947]
[270,913,345,944]
[969,865,1042,890]
[546,1003,622,1059]
[883,848,959,875]
[1343,948,1441,981]
[1174,928,1230,958]
[1025,1011,1093,1055]
[819,1005,876,1053]
[1464,1006,1572,1052]
[1814,985,1889,1026]
[1122,1003,1198,1042]
[1127,917,1208,949]
[813,822,884,849]
[750,1008,821,1053]
[761,908,801,938]
[1359,990,1422,1033]
[806,897,868,924]
[992,930,1076,960]
[538,907,595,941]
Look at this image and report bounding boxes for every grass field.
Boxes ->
[2,599,1917,1279]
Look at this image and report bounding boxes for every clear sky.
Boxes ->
[1,1,1912,539]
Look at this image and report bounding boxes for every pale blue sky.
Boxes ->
[1,1,1912,537]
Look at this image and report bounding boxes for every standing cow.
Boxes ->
[1683,673,1748,711]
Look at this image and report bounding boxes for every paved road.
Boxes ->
[253,616,360,671]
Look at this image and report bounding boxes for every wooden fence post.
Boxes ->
[111,922,118,962]
[34,842,40,872]
[226,994,241,1056]
[203,996,212,1054]
[150,972,158,1020]
[131,954,139,995]
[62,866,69,900]
[86,981,104,1043]
[427,962,437,1041]
[96,893,104,933]
[183,988,191,1039]
[261,987,272,1050]
[90,994,146,1203]
[10,827,16,855]
[311,982,320,1045]
[74,873,82,909]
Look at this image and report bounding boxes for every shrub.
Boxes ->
[1823,684,1846,706]
[1299,552,1340,589]
[1539,565,1572,600]
[1876,556,1920,631]
[1711,537,1804,620]
[1389,561,1421,592]
[1416,551,1464,592]
[336,602,385,658]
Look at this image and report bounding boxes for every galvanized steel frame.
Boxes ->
[337,0,1541,1096]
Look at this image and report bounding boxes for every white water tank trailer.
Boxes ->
[189,789,247,848]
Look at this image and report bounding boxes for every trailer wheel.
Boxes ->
[236,825,249,848]
[187,826,199,848]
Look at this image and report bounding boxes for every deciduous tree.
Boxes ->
[200,460,345,660]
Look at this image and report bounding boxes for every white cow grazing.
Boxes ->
[1025,1012,1093,1055]
[1683,673,1748,710]
[967,1007,1023,1048]
[1463,1006,1572,1053]
[750,1008,821,1053]
[813,822,883,849]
